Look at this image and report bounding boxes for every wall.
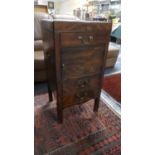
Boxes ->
[35,0,87,15]
[36,0,61,14]
[34,5,48,13]
[57,0,87,15]
[48,0,61,14]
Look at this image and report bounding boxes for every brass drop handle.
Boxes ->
[78,36,89,45]
[79,96,84,101]
[76,92,88,101]
[78,79,89,88]
[62,64,65,70]
[78,36,83,40]
[89,36,94,40]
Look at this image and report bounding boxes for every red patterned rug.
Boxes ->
[34,90,121,155]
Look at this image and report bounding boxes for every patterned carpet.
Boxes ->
[34,84,121,155]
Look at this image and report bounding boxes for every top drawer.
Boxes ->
[54,21,112,33]
[60,32,109,47]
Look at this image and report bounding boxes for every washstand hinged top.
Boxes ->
[41,20,112,123]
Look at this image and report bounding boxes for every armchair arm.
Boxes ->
[41,19,54,54]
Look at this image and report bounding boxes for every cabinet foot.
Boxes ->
[94,97,100,112]
[47,84,53,102]
[57,108,63,123]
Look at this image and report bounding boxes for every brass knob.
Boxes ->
[78,79,89,88]
[78,36,83,40]
[62,64,65,70]
[78,36,89,45]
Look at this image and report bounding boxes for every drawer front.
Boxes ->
[63,90,95,108]
[61,32,109,47]
[54,22,112,34]
[61,47,105,80]
[62,76,101,108]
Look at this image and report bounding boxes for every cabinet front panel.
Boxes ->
[61,46,105,80]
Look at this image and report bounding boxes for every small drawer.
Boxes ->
[54,21,112,33]
[63,89,98,108]
[74,90,94,104]
[62,76,100,95]
[60,32,109,47]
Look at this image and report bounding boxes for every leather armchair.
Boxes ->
[34,13,49,82]
[106,42,120,68]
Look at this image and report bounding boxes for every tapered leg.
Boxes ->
[94,97,100,112]
[56,91,63,123]
[57,107,63,123]
[47,83,53,101]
